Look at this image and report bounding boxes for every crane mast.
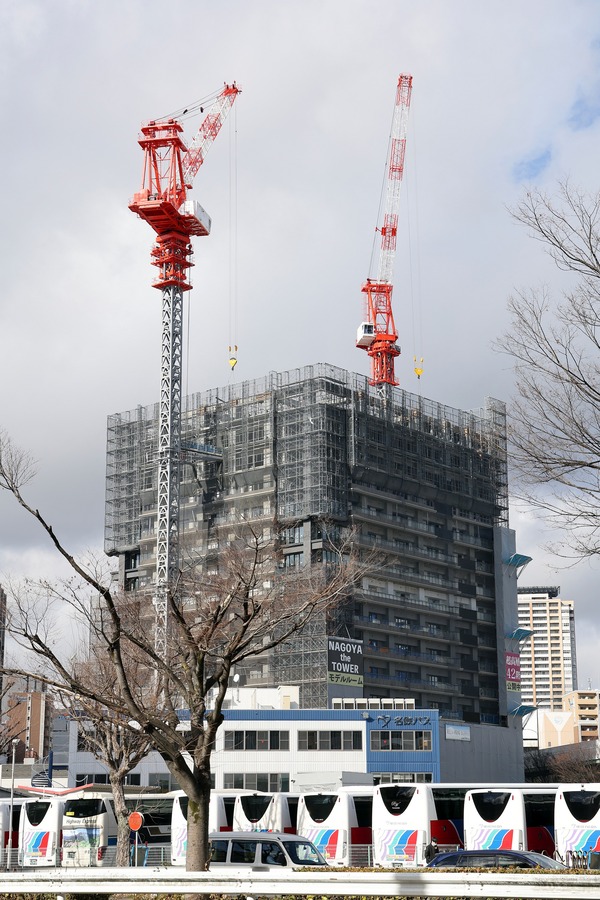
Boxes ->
[129,83,240,655]
[356,74,413,386]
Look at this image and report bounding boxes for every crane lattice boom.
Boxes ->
[129,83,240,656]
[356,73,413,387]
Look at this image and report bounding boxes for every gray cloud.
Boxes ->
[2,0,600,688]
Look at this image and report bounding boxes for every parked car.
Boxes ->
[208,831,329,869]
[427,849,566,869]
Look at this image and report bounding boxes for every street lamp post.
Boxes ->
[6,739,18,870]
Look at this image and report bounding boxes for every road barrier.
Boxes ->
[4,866,600,898]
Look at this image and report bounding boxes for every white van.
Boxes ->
[209,831,328,869]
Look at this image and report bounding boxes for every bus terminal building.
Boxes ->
[61,699,523,791]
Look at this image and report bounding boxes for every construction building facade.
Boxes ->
[105,363,522,728]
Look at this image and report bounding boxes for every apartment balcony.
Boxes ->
[362,643,478,674]
[365,671,457,694]
[360,584,461,616]
[354,614,474,646]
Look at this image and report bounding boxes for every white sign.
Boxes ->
[445,723,471,742]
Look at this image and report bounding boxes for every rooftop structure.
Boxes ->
[105,363,519,727]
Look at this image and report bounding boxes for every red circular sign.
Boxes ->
[128,811,144,832]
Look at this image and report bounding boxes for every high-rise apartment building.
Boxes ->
[105,364,523,730]
[563,689,599,742]
[6,680,52,761]
[517,586,577,710]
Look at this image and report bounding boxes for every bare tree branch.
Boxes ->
[496,184,600,560]
[0,431,367,869]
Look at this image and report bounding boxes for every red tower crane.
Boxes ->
[129,83,240,655]
[130,82,241,291]
[356,74,413,386]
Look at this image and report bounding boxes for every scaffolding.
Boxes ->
[105,364,510,711]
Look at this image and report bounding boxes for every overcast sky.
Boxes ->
[2,0,600,689]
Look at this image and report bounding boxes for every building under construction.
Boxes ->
[106,363,521,722]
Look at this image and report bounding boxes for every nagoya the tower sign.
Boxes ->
[327,637,364,687]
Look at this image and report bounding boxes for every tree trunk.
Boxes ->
[110,775,131,868]
[186,770,212,871]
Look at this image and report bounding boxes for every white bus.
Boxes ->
[125,793,174,865]
[295,786,373,866]
[62,792,117,866]
[0,799,24,868]
[464,788,556,855]
[62,789,174,867]
[555,784,600,863]
[464,785,556,856]
[171,789,243,866]
[232,792,298,833]
[19,796,64,867]
[372,783,446,866]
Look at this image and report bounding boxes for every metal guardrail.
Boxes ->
[6,867,600,899]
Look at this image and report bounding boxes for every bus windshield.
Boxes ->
[25,801,51,826]
[471,792,511,823]
[379,786,416,816]
[303,795,337,823]
[64,799,106,818]
[240,795,271,822]
[563,790,600,823]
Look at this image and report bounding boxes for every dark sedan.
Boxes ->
[427,849,566,869]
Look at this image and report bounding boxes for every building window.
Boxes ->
[224,730,289,751]
[284,552,304,568]
[297,731,362,751]
[370,730,432,751]
[75,773,108,786]
[376,772,433,783]
[281,525,304,545]
[223,773,289,791]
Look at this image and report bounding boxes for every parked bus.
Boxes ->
[295,786,373,866]
[62,789,174,867]
[171,790,245,866]
[372,783,466,866]
[125,793,174,865]
[19,796,64,867]
[464,788,556,854]
[0,799,23,868]
[62,792,117,866]
[555,784,600,863]
[232,792,298,834]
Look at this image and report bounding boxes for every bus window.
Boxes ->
[24,802,51,827]
[471,791,511,823]
[563,790,600,823]
[240,795,271,824]
[64,798,106,818]
[379,786,416,817]
[303,794,337,823]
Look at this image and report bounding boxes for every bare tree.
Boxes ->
[57,667,154,867]
[496,182,600,559]
[524,747,558,783]
[0,430,365,870]
[548,742,600,783]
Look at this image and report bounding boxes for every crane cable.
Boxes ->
[406,104,425,385]
[157,88,225,124]
[228,102,239,375]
